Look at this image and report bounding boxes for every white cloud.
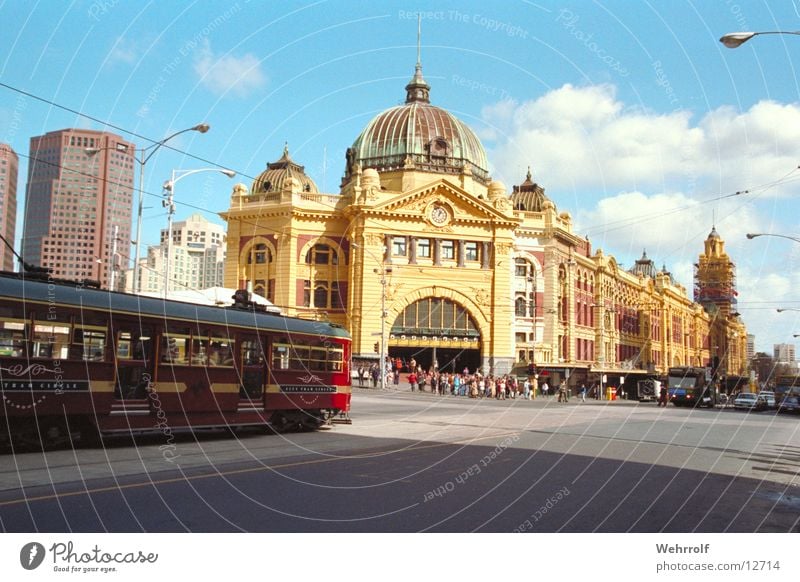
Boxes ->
[193,39,267,98]
[575,190,759,268]
[483,83,800,198]
[106,36,147,67]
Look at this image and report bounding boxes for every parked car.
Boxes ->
[733,392,767,411]
[778,395,800,414]
[757,391,776,409]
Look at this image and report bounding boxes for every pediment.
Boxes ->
[367,179,518,226]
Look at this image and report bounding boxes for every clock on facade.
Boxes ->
[428,204,449,226]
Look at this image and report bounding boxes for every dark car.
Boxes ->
[778,395,800,414]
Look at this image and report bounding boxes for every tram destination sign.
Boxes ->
[279,385,337,393]
[1,379,90,391]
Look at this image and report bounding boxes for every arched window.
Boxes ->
[305,243,338,265]
[247,243,271,265]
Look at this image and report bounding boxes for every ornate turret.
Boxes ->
[510,167,551,212]
[251,144,318,195]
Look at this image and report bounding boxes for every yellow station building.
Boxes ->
[221,59,748,391]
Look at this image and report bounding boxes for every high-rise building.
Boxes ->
[773,343,796,364]
[0,144,18,272]
[746,334,755,360]
[129,213,226,295]
[21,129,135,290]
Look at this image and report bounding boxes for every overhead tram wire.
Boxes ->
[13,150,330,254]
[10,79,800,285]
[578,164,800,239]
[0,80,242,180]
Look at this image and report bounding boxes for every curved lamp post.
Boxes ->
[86,123,210,293]
[162,167,235,298]
[720,31,800,48]
[746,232,800,245]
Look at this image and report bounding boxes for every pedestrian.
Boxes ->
[523,378,531,400]
[659,385,668,407]
[558,380,568,403]
[408,371,417,392]
[580,383,587,402]
[542,381,549,398]
[370,364,379,388]
[358,365,365,387]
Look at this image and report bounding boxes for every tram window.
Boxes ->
[0,319,27,357]
[116,331,151,361]
[273,343,290,369]
[272,341,343,371]
[209,338,234,366]
[241,339,263,366]
[33,321,70,359]
[191,337,210,366]
[309,346,327,371]
[162,334,190,364]
[289,346,309,370]
[328,347,344,371]
[74,327,106,361]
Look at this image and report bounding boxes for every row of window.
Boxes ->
[0,317,344,373]
[391,237,480,262]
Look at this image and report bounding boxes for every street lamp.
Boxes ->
[161,167,235,298]
[352,242,389,390]
[720,30,800,48]
[86,123,210,294]
[746,232,800,245]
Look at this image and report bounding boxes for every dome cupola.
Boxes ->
[252,144,318,194]
[510,167,552,212]
[345,61,489,185]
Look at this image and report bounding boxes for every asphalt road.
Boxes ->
[1,388,799,532]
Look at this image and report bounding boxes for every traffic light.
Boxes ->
[527,363,536,375]
[373,342,379,353]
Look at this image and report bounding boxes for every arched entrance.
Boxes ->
[388,297,481,373]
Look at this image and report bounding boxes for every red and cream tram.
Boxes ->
[0,272,351,448]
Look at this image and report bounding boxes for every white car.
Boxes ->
[733,393,765,411]
[757,391,776,409]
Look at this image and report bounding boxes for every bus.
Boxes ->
[667,366,717,407]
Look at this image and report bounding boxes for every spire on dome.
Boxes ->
[405,15,430,104]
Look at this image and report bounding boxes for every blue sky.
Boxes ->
[2,0,800,353]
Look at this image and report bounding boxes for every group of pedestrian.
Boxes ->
[403,367,538,400]
[356,359,603,406]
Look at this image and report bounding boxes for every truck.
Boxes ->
[636,378,662,402]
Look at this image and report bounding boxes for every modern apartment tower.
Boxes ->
[773,343,796,364]
[129,213,227,295]
[0,144,18,272]
[21,129,135,290]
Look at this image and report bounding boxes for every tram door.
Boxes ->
[239,336,267,405]
[114,327,154,401]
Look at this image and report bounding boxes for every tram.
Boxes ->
[666,366,717,407]
[0,271,351,448]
